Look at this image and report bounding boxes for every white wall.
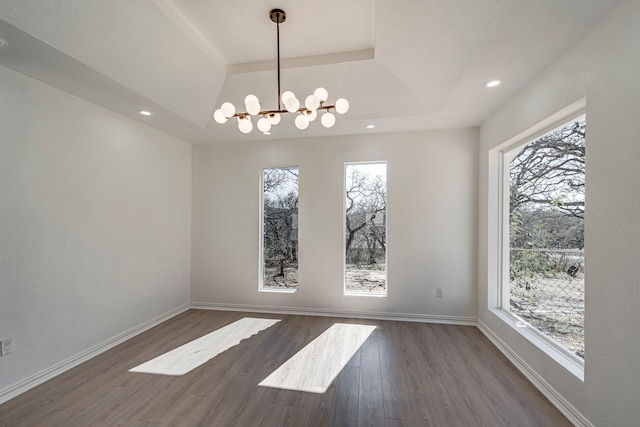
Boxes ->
[478,1,640,425]
[192,130,477,320]
[0,66,192,392]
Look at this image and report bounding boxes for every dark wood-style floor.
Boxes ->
[0,309,571,426]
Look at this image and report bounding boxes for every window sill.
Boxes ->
[259,287,298,294]
[490,308,584,381]
[344,291,388,298]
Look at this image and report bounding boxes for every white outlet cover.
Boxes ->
[1,338,13,356]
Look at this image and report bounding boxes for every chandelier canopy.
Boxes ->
[213,9,349,134]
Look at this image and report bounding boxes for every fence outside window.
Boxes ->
[509,248,584,358]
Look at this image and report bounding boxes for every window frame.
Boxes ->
[343,161,388,297]
[259,165,299,293]
[489,99,586,379]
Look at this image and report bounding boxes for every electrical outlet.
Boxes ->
[1,337,13,356]
[436,288,443,298]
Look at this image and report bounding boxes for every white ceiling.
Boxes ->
[166,0,375,64]
[0,0,623,143]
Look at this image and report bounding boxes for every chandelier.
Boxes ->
[213,9,349,134]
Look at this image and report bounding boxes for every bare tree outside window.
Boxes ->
[508,118,586,358]
[262,167,298,289]
[345,163,387,294]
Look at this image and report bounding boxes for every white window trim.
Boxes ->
[258,165,299,294]
[488,98,586,380]
[343,161,389,297]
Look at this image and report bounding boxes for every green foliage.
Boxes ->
[510,211,563,285]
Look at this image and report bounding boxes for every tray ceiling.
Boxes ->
[0,0,623,143]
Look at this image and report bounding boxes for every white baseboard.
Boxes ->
[477,320,592,427]
[0,303,189,405]
[191,301,477,325]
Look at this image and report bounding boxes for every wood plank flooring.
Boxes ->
[259,323,376,393]
[0,310,572,426]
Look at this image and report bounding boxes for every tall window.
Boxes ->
[261,167,298,290]
[505,118,586,359]
[344,163,387,295]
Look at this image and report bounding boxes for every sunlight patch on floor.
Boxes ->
[259,323,376,393]
[129,317,280,376]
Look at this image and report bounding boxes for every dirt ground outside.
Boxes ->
[510,272,585,358]
[262,266,298,289]
[345,264,386,294]
[262,264,387,293]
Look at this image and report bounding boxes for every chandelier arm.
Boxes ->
[315,105,335,111]
[231,105,336,118]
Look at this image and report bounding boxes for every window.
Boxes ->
[344,163,387,295]
[261,167,299,291]
[502,117,586,359]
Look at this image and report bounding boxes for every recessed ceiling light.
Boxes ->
[366,124,376,129]
[139,110,152,116]
[485,80,502,88]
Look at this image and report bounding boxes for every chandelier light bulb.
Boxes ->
[335,98,350,114]
[257,117,272,133]
[281,90,295,104]
[305,109,318,122]
[321,111,336,128]
[314,87,328,102]
[305,95,320,111]
[295,114,310,130]
[238,116,253,133]
[285,97,300,113]
[268,112,281,125]
[246,100,261,116]
[221,102,236,118]
[213,109,227,124]
[244,94,259,104]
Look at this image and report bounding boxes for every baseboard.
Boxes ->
[0,303,190,405]
[477,320,593,427]
[191,301,477,325]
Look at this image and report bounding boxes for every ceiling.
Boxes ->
[0,0,622,144]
